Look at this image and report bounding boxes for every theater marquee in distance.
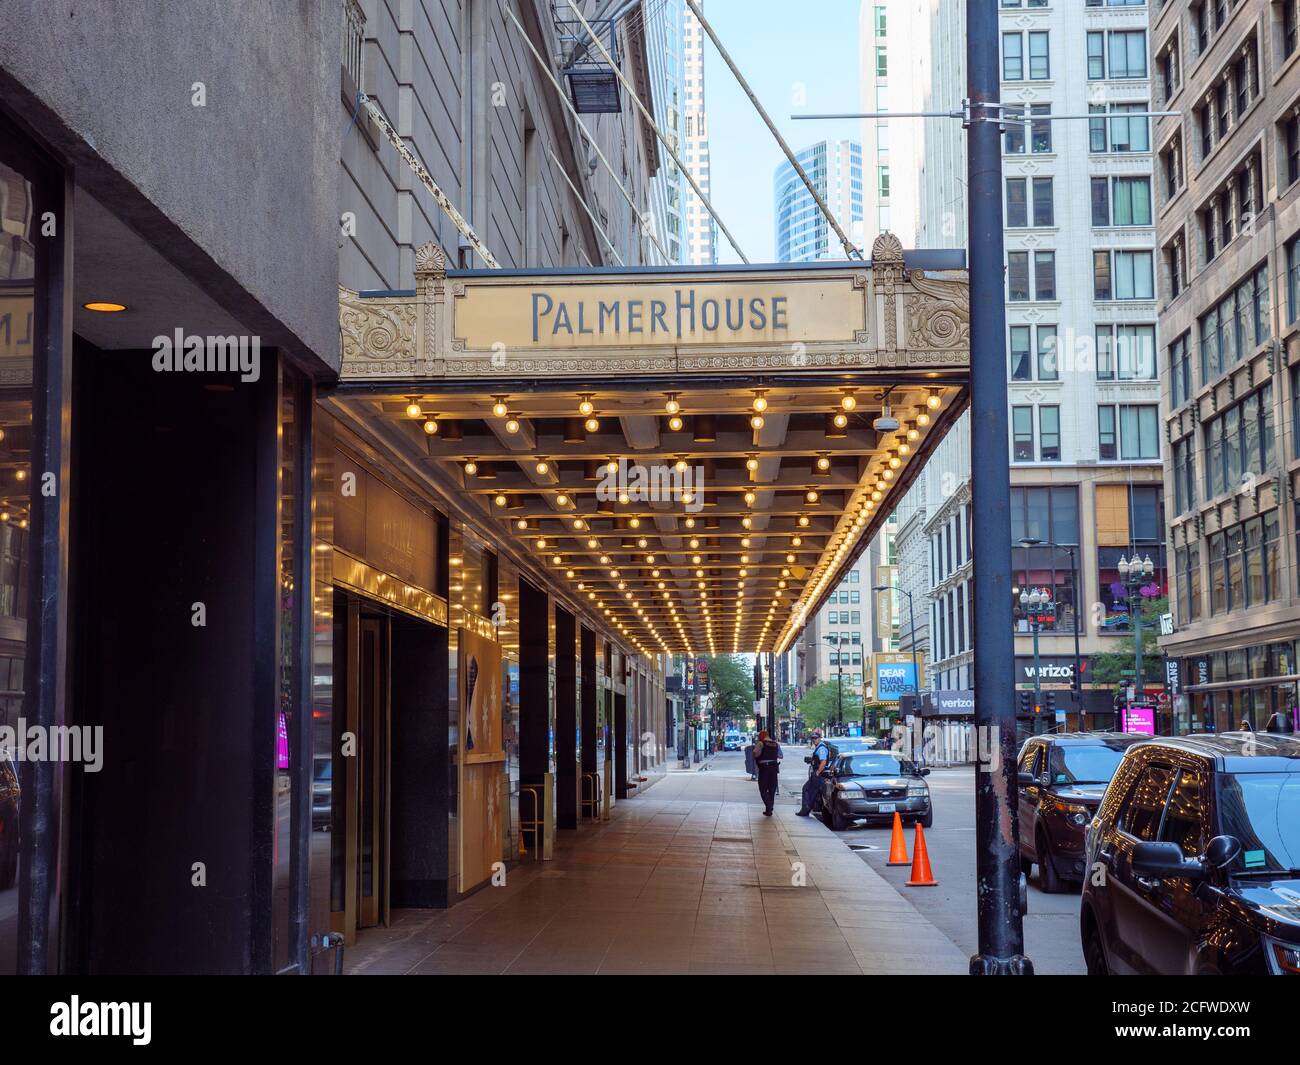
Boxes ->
[338,235,970,381]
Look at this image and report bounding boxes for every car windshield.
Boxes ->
[1047,745,1125,785]
[841,753,906,777]
[1217,773,1300,874]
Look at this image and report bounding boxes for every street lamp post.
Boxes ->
[824,634,844,734]
[1118,554,1154,705]
[1019,538,1081,716]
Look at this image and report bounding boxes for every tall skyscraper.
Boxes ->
[645,0,688,265]
[773,139,864,262]
[682,0,717,264]
[886,0,1166,731]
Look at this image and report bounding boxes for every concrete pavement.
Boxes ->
[344,750,968,974]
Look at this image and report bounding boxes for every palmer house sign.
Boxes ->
[338,233,969,380]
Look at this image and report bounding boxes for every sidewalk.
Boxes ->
[344,758,969,975]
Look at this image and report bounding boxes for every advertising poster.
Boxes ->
[458,627,504,893]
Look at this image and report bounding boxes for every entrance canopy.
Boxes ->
[332,233,969,657]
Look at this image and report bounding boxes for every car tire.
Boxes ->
[1020,853,1032,876]
[1082,916,1109,976]
[920,809,934,829]
[1036,828,1065,893]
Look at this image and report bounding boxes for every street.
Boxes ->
[739,748,1085,974]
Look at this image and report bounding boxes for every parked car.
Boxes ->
[1016,732,1149,893]
[0,748,19,889]
[820,750,932,831]
[1080,732,1300,975]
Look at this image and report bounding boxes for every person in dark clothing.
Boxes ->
[744,740,757,780]
[754,730,783,815]
[796,730,832,816]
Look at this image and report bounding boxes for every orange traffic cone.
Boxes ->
[906,823,938,886]
[886,812,910,865]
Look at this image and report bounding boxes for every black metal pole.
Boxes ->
[968,0,1032,976]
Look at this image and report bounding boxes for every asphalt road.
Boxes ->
[828,764,1087,974]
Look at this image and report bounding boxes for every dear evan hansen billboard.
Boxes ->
[874,653,924,704]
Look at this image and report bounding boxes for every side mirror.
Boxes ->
[1131,841,1205,881]
[1204,834,1242,870]
[1017,771,1035,787]
[918,767,931,777]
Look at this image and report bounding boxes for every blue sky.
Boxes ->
[698,0,862,264]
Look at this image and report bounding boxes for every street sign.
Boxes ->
[1158,612,1174,636]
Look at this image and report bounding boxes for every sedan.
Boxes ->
[821,750,932,832]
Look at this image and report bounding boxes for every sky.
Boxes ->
[696,0,863,264]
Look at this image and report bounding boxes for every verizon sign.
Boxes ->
[1014,656,1090,683]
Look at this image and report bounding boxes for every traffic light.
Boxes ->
[1018,690,1032,715]
[1043,691,1056,714]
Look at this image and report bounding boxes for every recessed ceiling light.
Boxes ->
[83,301,127,313]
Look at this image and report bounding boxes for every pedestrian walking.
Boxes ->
[744,740,757,780]
[754,730,782,815]
[796,729,832,817]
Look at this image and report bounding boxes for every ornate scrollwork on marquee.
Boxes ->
[339,285,419,374]
[904,269,970,360]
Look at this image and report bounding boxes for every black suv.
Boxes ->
[1016,733,1149,893]
[1080,733,1300,975]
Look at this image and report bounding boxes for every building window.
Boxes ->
[1032,176,1054,226]
[1012,405,1035,461]
[1286,233,1300,323]
[1169,330,1192,407]
[1202,384,1276,498]
[1284,0,1299,61]
[1172,437,1197,514]
[876,46,888,78]
[1039,406,1061,461]
[1037,325,1058,380]
[1095,484,1168,632]
[1008,250,1030,300]
[1098,404,1160,460]
[1175,543,1202,624]
[1010,324,1032,380]
[1088,30,1148,79]
[1285,114,1300,188]
[875,5,887,36]
[1096,324,1156,379]
[1198,263,1270,382]
[1095,249,1155,300]
[1091,176,1152,226]
[1005,104,1052,154]
[1165,232,1187,300]
[1034,251,1056,300]
[1162,135,1184,198]
[1208,510,1282,614]
[1006,178,1028,227]
[1003,32,1024,80]
[1010,486,1081,633]
[1029,31,1050,79]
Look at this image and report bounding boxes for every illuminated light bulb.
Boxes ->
[537,538,548,550]
[684,517,696,528]
[553,555,563,566]
[833,412,849,429]
[637,537,648,548]
[889,455,901,469]
[516,519,528,530]
[573,518,586,530]
[752,392,768,413]
[566,569,576,579]
[877,479,888,491]
[740,554,750,564]
[692,554,702,564]
[505,417,521,434]
[464,460,478,475]
[665,394,681,415]
[743,490,756,506]
[786,553,796,564]
[668,415,684,432]
[494,494,507,507]
[741,516,753,529]
[746,456,759,472]
[750,414,765,430]
[618,492,631,505]
[587,537,599,548]
[491,398,509,418]
[899,443,911,457]
[883,468,895,480]
[792,535,802,546]
[806,489,819,503]
[599,554,610,565]
[917,411,931,428]
[798,515,810,527]
[907,426,921,441]
[927,391,942,409]
[840,391,857,411]
[681,492,694,504]
[675,458,688,473]
[578,396,595,416]
[652,570,661,578]
[405,400,423,419]
[872,490,883,501]
[689,537,700,549]
[583,416,600,433]
[556,494,570,507]
[422,418,439,435]
[629,517,641,528]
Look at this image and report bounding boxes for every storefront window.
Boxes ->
[0,140,40,975]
